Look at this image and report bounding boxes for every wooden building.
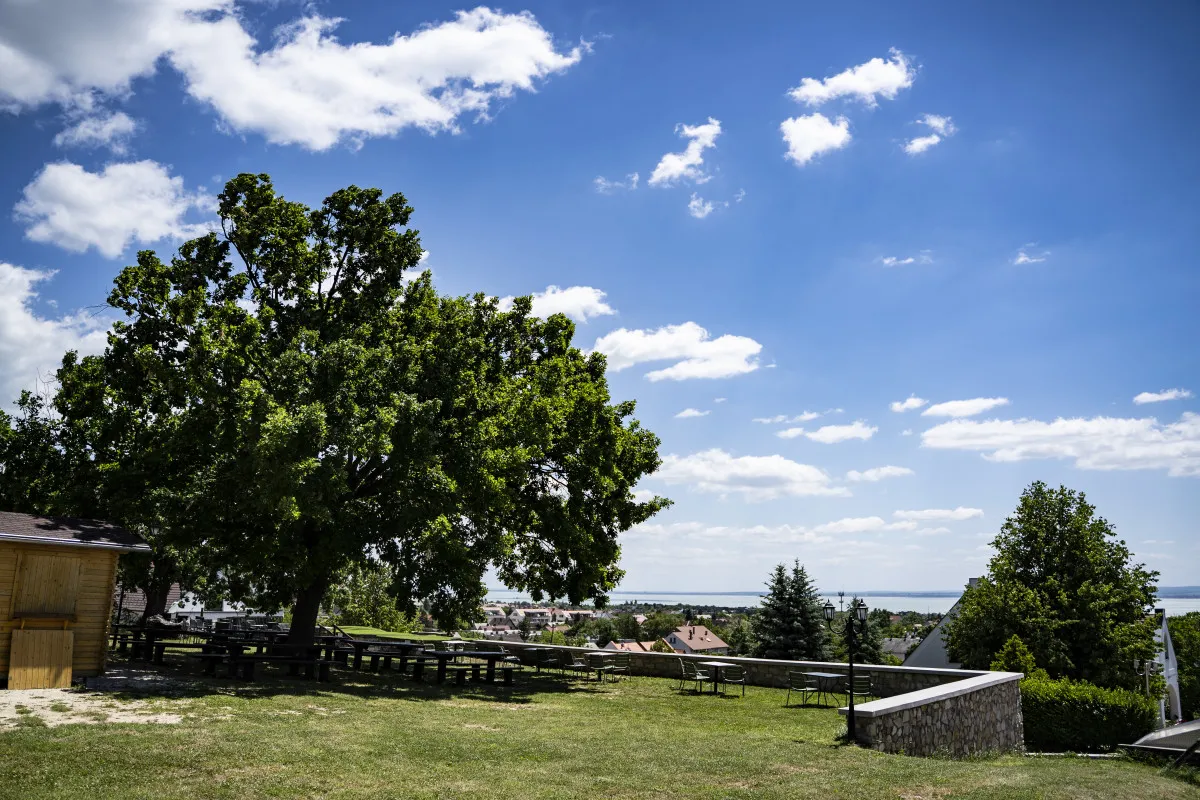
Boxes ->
[0,511,149,689]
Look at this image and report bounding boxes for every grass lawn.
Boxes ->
[335,626,448,641]
[1,655,1196,800]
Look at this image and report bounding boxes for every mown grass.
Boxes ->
[0,655,1195,800]
[336,626,447,641]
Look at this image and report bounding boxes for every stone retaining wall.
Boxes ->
[496,640,968,696]
[842,672,1024,757]
[493,640,1023,758]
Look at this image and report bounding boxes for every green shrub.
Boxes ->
[1021,676,1156,752]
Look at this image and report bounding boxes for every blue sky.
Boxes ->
[1,1,1197,594]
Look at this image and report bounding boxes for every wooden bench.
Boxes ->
[446,666,472,686]
[151,640,216,664]
[495,665,520,686]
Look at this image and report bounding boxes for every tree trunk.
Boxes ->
[138,566,176,622]
[287,576,330,645]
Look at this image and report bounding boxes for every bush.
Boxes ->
[1021,676,1156,752]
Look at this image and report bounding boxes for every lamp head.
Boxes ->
[855,602,868,623]
[823,601,835,621]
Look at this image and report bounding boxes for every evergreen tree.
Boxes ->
[788,561,830,661]
[751,560,829,660]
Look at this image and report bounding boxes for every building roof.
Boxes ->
[604,640,658,652]
[671,625,728,651]
[881,637,912,661]
[0,511,151,552]
[903,578,980,669]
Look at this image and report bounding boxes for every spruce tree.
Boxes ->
[788,561,830,660]
[751,564,793,659]
[751,560,828,660]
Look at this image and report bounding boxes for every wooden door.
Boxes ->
[8,630,74,689]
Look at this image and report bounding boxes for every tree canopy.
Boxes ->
[944,481,1157,690]
[3,174,669,643]
[750,560,829,661]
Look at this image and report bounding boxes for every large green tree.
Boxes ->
[750,560,828,660]
[1168,612,1200,720]
[944,481,1157,690]
[0,381,200,622]
[34,174,668,643]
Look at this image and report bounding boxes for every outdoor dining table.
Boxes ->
[802,671,845,707]
[419,649,512,684]
[346,640,425,671]
[699,660,736,694]
[586,651,614,681]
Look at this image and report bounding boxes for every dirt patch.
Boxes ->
[0,666,196,730]
[0,688,182,729]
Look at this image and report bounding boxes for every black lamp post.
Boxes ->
[824,598,868,742]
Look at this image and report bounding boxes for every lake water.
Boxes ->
[485,589,1200,616]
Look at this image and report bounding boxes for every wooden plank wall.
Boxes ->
[0,543,118,681]
[14,554,81,616]
[8,630,74,689]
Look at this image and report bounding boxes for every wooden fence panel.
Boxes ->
[14,554,81,617]
[8,629,74,689]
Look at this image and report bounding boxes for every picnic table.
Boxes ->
[345,640,426,672]
[698,660,735,694]
[190,641,333,682]
[802,671,845,707]
[416,649,518,685]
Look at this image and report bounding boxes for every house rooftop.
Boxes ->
[672,625,728,651]
[0,510,150,552]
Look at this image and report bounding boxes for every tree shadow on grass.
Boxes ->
[86,654,612,707]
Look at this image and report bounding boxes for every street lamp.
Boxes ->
[824,598,868,742]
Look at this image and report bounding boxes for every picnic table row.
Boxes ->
[111,627,521,686]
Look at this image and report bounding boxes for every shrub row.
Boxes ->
[1021,676,1156,752]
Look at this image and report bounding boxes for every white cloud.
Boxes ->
[921,413,1200,477]
[713,397,727,404]
[788,49,915,107]
[734,189,746,203]
[498,285,615,322]
[813,516,916,534]
[890,395,928,413]
[628,521,831,546]
[753,412,821,424]
[594,173,638,193]
[0,263,110,404]
[894,507,984,521]
[592,321,762,381]
[631,489,656,503]
[901,429,914,436]
[920,114,955,136]
[1013,246,1049,265]
[780,113,850,167]
[846,466,914,482]
[675,408,709,419]
[0,3,582,150]
[655,448,848,500]
[648,118,721,187]
[776,427,806,439]
[904,114,956,155]
[922,397,1010,418]
[15,160,213,258]
[1133,388,1192,405]
[53,111,137,153]
[687,193,715,219]
[804,420,877,443]
[903,135,940,155]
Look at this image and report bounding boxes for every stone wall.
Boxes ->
[491,640,1024,758]
[844,673,1024,757]
[498,640,968,696]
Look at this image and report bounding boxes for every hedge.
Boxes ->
[1021,676,1157,752]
